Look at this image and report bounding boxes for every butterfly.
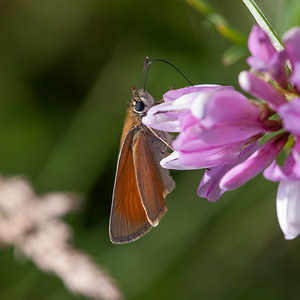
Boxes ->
[109,87,175,244]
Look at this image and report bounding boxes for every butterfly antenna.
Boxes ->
[142,58,193,91]
[139,56,150,88]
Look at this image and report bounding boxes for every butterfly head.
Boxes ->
[131,88,154,116]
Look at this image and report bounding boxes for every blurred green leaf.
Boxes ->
[186,0,247,46]
[222,45,248,66]
[277,0,300,34]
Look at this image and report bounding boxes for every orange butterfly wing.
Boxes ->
[133,130,168,226]
[109,128,152,244]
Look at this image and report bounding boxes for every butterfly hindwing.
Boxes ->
[132,129,168,226]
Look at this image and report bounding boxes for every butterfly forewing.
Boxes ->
[110,128,152,244]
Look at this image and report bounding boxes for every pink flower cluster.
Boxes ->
[143,25,300,240]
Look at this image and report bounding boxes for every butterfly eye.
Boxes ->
[134,101,145,112]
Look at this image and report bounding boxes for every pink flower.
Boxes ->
[141,25,300,240]
[240,26,300,240]
[144,86,267,170]
[240,26,300,106]
[143,81,287,206]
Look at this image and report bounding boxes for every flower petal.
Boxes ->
[290,62,300,92]
[276,180,300,240]
[160,151,199,170]
[278,98,300,136]
[246,25,288,86]
[264,146,300,181]
[180,112,199,131]
[177,89,265,146]
[143,85,233,132]
[247,51,288,87]
[239,71,287,110]
[248,25,277,63]
[142,110,181,132]
[142,100,191,132]
[199,89,261,126]
[163,85,233,102]
[198,141,261,202]
[197,164,231,202]
[180,120,264,148]
[220,133,289,190]
[283,26,300,69]
[173,139,243,168]
[263,160,285,182]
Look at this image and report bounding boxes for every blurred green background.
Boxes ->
[0,0,300,299]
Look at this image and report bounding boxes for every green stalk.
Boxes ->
[242,0,284,51]
[186,0,247,46]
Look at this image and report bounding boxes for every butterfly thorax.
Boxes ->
[120,89,154,147]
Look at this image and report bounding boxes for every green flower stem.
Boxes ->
[186,0,247,46]
[242,0,284,51]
